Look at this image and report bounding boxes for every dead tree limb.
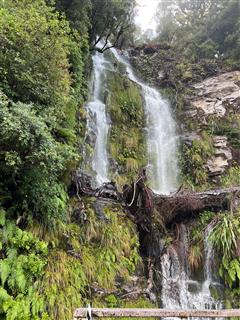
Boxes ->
[154,187,240,225]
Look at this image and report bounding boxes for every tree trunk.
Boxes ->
[154,187,240,225]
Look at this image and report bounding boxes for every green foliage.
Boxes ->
[0,92,76,223]
[92,295,155,320]
[31,200,142,319]
[0,0,71,113]
[0,209,48,319]
[156,0,240,66]
[90,0,135,50]
[0,0,90,226]
[106,69,147,186]
[56,0,91,37]
[188,211,214,271]
[221,165,240,188]
[0,1,146,319]
[207,114,240,149]
[118,297,156,320]
[210,213,240,291]
[179,132,213,190]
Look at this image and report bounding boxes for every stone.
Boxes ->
[191,71,240,118]
[181,132,201,145]
[206,136,232,176]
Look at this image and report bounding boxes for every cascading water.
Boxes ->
[85,46,223,316]
[110,48,178,194]
[161,224,223,318]
[85,51,113,186]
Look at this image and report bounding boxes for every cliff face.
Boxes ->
[182,71,240,183]
[130,47,240,189]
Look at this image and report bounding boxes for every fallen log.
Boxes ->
[155,186,240,225]
[73,307,240,319]
[70,171,240,226]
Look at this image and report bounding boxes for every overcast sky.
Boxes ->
[134,0,159,34]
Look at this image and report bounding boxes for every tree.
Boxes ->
[90,0,136,52]
[0,92,76,223]
[0,0,72,120]
[155,0,240,64]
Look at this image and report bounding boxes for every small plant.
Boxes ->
[210,212,240,288]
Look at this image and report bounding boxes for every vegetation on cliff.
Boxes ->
[0,0,147,319]
[0,0,239,318]
[106,62,147,186]
[129,0,240,303]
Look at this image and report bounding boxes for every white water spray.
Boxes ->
[111,48,178,194]
[161,224,223,318]
[85,52,112,186]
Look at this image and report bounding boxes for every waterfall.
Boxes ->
[161,224,223,318]
[110,48,178,194]
[85,52,112,186]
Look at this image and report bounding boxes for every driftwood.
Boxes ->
[73,307,240,319]
[155,187,240,225]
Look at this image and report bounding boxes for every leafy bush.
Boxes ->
[0,0,71,114]
[0,92,77,223]
[0,209,48,319]
[210,213,240,289]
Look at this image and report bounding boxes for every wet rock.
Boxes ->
[71,170,120,201]
[86,110,97,146]
[130,48,141,56]
[181,132,201,146]
[187,281,200,293]
[95,181,120,200]
[143,47,158,55]
[74,170,94,190]
[92,199,109,221]
[71,207,88,224]
[206,136,232,176]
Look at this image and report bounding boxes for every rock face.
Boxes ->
[191,71,240,120]
[206,136,232,176]
[182,71,240,181]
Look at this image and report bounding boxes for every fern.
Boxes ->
[210,212,240,288]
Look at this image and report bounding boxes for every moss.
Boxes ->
[106,70,147,187]
[118,298,156,320]
[179,131,214,190]
[220,164,240,187]
[207,114,240,149]
[93,295,156,320]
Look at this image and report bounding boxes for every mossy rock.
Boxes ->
[106,70,147,187]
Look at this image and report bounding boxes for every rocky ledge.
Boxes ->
[206,136,232,176]
[190,71,240,121]
[182,71,240,178]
